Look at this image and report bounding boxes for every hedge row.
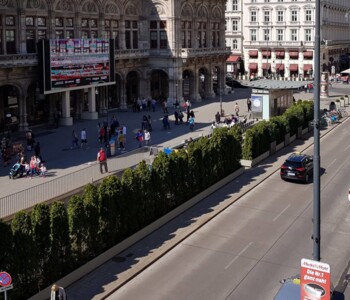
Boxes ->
[242,100,314,160]
[0,126,242,299]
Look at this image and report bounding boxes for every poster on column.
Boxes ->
[300,258,331,300]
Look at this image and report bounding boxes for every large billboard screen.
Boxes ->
[38,39,115,94]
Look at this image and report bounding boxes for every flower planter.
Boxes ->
[340,99,345,107]
[241,150,270,168]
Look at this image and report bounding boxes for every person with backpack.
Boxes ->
[97,147,108,174]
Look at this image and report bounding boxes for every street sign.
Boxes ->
[300,258,330,300]
[0,284,13,292]
[0,272,12,287]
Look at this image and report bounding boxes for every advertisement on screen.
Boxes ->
[38,39,115,94]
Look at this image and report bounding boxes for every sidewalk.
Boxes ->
[0,85,346,215]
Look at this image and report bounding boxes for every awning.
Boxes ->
[227,55,241,62]
[303,64,313,71]
[275,50,285,58]
[289,64,298,71]
[262,50,271,57]
[303,51,313,58]
[249,50,258,57]
[275,63,284,70]
[289,51,299,58]
[249,63,258,70]
[262,63,271,69]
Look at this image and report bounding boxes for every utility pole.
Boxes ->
[312,0,321,261]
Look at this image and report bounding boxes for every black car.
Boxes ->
[280,153,313,183]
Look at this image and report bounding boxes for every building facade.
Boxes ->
[0,0,229,131]
[225,0,350,80]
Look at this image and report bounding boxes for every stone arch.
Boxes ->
[181,3,194,18]
[103,0,120,16]
[150,69,169,100]
[182,69,194,100]
[124,2,139,16]
[198,67,210,99]
[211,6,222,19]
[53,0,76,12]
[126,70,140,105]
[0,83,22,132]
[81,0,100,13]
[149,2,167,16]
[197,5,208,19]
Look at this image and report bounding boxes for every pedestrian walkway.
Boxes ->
[0,85,347,220]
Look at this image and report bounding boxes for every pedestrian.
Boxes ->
[247,98,252,112]
[234,102,240,117]
[189,116,195,131]
[71,129,79,149]
[80,128,87,149]
[162,99,168,114]
[122,124,127,144]
[26,129,34,151]
[215,111,221,124]
[97,147,108,174]
[151,98,157,112]
[162,115,170,130]
[118,130,125,150]
[178,111,184,123]
[137,98,142,112]
[132,98,137,112]
[40,163,47,177]
[29,156,36,179]
[147,115,153,132]
[144,129,151,147]
[98,126,105,144]
[135,130,143,147]
[174,110,179,125]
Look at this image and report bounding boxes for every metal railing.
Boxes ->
[0,147,151,221]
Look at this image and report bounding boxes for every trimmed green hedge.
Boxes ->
[1,126,242,299]
[242,101,314,160]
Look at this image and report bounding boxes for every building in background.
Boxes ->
[0,0,230,132]
[225,0,350,80]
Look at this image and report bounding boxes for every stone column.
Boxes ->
[60,91,73,126]
[81,87,98,119]
[119,78,128,111]
[190,70,201,102]
[18,94,28,132]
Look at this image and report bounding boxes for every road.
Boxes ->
[105,118,350,299]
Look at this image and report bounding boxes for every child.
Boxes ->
[24,162,30,177]
[40,163,47,177]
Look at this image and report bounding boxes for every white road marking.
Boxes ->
[344,144,350,151]
[326,158,337,169]
[273,205,291,222]
[225,242,253,270]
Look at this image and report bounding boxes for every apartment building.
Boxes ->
[225,0,350,79]
[0,0,229,131]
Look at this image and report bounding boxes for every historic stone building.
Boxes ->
[0,0,229,131]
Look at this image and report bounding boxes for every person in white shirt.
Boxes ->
[144,129,151,147]
[80,128,87,149]
[122,124,127,144]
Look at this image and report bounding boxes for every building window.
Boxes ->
[0,30,2,54]
[26,29,36,53]
[291,10,298,22]
[232,0,238,11]
[277,11,284,22]
[305,9,312,21]
[125,20,138,49]
[232,39,238,49]
[37,17,46,27]
[264,11,270,22]
[212,23,220,47]
[5,29,16,54]
[197,22,207,48]
[290,29,298,41]
[55,30,64,39]
[277,29,284,41]
[66,30,74,39]
[305,29,312,41]
[232,20,238,31]
[5,16,15,26]
[105,19,119,49]
[251,11,257,22]
[66,18,73,27]
[264,29,270,41]
[250,29,257,41]
[55,17,63,27]
[25,17,34,26]
[181,21,192,48]
[150,20,167,49]
[38,30,46,40]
